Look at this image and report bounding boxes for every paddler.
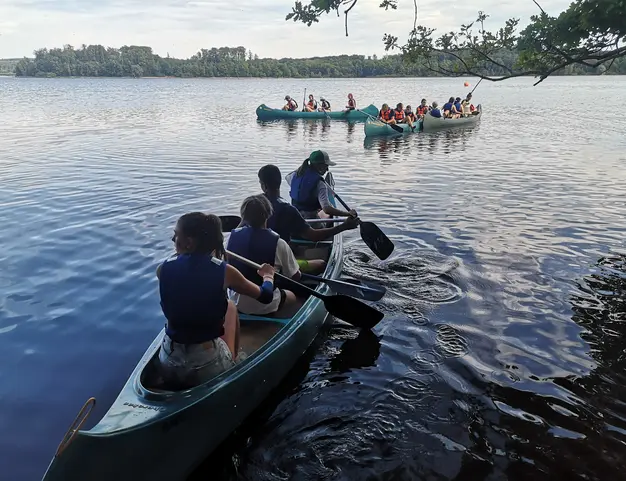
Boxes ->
[258,164,358,274]
[282,95,298,111]
[378,103,394,124]
[345,93,357,110]
[156,212,276,387]
[319,97,331,112]
[227,195,303,318]
[305,94,318,112]
[286,150,358,222]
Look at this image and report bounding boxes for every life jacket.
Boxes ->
[266,194,295,242]
[226,226,279,285]
[159,254,228,344]
[289,168,323,212]
[308,99,317,109]
[443,102,453,112]
[416,105,429,115]
[470,104,476,112]
[348,98,356,108]
[454,102,462,112]
[405,111,416,121]
[288,99,298,111]
[430,108,442,118]
[321,99,331,110]
[379,109,393,121]
[394,109,405,121]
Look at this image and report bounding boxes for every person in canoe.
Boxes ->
[258,164,358,274]
[282,96,298,111]
[416,99,430,119]
[442,97,455,118]
[156,212,276,387]
[318,97,331,112]
[345,93,357,111]
[227,195,303,318]
[286,150,358,222]
[394,102,415,130]
[454,97,463,117]
[378,103,394,123]
[430,101,442,118]
[305,94,318,112]
[404,105,417,124]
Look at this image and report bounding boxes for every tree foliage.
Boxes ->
[286,0,626,84]
[11,43,626,79]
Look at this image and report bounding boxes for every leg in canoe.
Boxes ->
[227,195,303,319]
[156,212,279,388]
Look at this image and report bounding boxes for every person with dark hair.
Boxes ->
[443,96,455,118]
[258,164,358,274]
[305,94,318,112]
[345,93,356,110]
[227,195,302,317]
[156,212,276,387]
[416,98,430,118]
[286,150,357,221]
[282,95,298,111]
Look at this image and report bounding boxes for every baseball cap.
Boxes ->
[307,150,336,166]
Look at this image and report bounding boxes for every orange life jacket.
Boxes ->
[416,105,429,115]
[380,109,393,121]
[394,109,405,121]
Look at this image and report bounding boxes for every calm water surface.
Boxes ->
[1,76,625,481]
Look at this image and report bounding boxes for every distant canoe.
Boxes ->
[256,104,379,121]
[363,118,423,137]
[422,105,482,132]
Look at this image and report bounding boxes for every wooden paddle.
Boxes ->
[358,108,404,134]
[300,273,386,301]
[324,183,395,260]
[226,250,384,329]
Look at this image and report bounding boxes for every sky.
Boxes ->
[0,0,572,59]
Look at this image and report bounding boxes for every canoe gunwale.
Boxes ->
[256,103,378,121]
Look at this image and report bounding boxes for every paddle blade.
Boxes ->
[219,215,242,232]
[359,221,395,260]
[323,294,384,330]
[389,122,404,133]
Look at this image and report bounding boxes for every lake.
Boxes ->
[1,75,625,481]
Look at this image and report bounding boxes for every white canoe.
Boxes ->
[422,105,482,132]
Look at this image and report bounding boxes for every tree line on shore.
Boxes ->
[11,44,626,79]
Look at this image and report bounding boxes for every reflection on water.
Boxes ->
[1,76,626,481]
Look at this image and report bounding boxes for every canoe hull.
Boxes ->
[422,105,482,131]
[363,118,423,137]
[256,103,378,121]
[42,238,343,481]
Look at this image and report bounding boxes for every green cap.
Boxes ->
[307,150,336,166]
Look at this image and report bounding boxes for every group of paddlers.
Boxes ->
[282,93,357,112]
[378,93,478,128]
[157,150,358,388]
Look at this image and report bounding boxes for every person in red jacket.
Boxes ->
[394,103,415,130]
[378,103,394,123]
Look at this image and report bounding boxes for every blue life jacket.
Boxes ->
[227,226,279,284]
[430,108,442,118]
[290,168,323,212]
[454,102,462,111]
[266,194,295,242]
[443,102,453,111]
[159,254,228,344]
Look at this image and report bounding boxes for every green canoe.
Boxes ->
[422,105,482,131]
[42,236,344,481]
[363,117,423,137]
[256,103,378,121]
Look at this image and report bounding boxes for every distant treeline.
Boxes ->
[10,44,626,78]
[0,58,20,75]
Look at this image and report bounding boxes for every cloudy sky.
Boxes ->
[0,0,571,59]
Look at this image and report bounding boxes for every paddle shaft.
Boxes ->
[469,78,483,95]
[302,88,306,112]
[226,250,324,301]
[300,273,386,301]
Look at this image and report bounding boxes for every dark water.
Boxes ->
[1,76,625,481]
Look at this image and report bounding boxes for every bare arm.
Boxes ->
[225,264,271,299]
